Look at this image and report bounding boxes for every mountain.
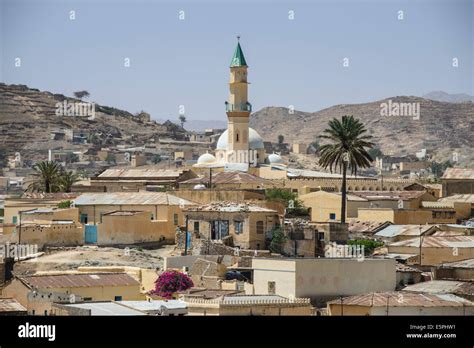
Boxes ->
[423,91,474,103]
[0,83,172,160]
[250,96,474,165]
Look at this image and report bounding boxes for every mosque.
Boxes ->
[195,38,285,170]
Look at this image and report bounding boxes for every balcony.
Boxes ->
[225,102,252,112]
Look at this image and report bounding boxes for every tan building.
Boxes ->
[2,273,145,310]
[183,202,281,250]
[73,192,196,228]
[0,207,84,248]
[292,143,308,154]
[442,168,474,196]
[299,190,434,222]
[251,258,396,304]
[438,194,474,217]
[90,167,197,192]
[434,258,474,281]
[387,235,474,266]
[179,171,280,190]
[404,183,442,199]
[327,292,474,316]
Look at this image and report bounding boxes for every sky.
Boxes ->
[1,0,472,122]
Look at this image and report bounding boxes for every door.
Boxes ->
[84,225,98,244]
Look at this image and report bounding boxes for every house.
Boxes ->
[404,183,442,199]
[90,167,198,192]
[434,258,474,281]
[326,292,474,316]
[0,207,84,248]
[73,191,196,232]
[396,263,422,288]
[251,258,396,305]
[183,202,281,250]
[2,273,145,309]
[387,235,474,266]
[292,143,308,154]
[438,194,474,217]
[374,224,439,243]
[179,171,279,190]
[348,219,392,238]
[299,190,434,222]
[402,280,474,301]
[442,168,474,196]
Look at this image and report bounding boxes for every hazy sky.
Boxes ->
[1,0,472,122]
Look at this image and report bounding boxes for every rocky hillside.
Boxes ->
[250,96,474,165]
[0,83,171,159]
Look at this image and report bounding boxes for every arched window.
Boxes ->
[236,131,240,142]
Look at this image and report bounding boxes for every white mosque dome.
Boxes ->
[197,153,217,165]
[216,128,265,150]
[268,153,285,164]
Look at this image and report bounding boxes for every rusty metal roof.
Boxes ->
[74,192,196,206]
[327,292,474,307]
[442,168,474,180]
[402,280,474,295]
[97,168,186,179]
[0,298,27,313]
[351,190,427,201]
[20,273,140,289]
[438,258,474,269]
[439,194,474,204]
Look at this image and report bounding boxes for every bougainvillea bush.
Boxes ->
[150,271,194,299]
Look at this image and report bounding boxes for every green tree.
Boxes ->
[152,154,162,164]
[368,146,383,160]
[431,160,453,178]
[268,226,287,254]
[179,115,187,129]
[0,146,8,168]
[73,90,90,99]
[347,239,384,255]
[28,161,62,193]
[59,170,80,192]
[278,134,285,144]
[318,115,374,224]
[58,200,73,208]
[265,188,302,208]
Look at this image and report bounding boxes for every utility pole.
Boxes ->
[419,224,422,266]
[184,215,189,256]
[18,210,23,245]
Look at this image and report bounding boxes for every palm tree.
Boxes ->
[59,170,80,192]
[28,161,62,193]
[318,115,374,224]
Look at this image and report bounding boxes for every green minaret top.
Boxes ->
[230,37,248,67]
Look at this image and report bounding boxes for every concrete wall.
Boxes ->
[442,179,474,196]
[252,258,396,303]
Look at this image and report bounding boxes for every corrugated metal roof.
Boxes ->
[63,302,146,316]
[421,201,454,208]
[74,192,196,206]
[375,225,436,238]
[181,171,274,185]
[439,194,474,204]
[402,280,474,295]
[442,168,474,180]
[351,191,426,201]
[97,168,186,179]
[439,258,474,269]
[0,298,27,313]
[327,292,474,307]
[120,300,187,311]
[222,295,286,304]
[389,235,474,248]
[20,273,140,289]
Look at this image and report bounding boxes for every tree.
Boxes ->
[347,239,384,256]
[28,161,62,193]
[0,146,8,168]
[73,90,90,99]
[318,115,374,224]
[179,115,187,129]
[150,271,194,299]
[58,200,73,208]
[152,154,162,164]
[368,147,383,160]
[59,170,80,192]
[64,153,79,164]
[278,134,285,144]
[268,226,287,254]
[431,160,453,178]
[265,188,302,209]
[106,153,117,164]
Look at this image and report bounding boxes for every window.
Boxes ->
[268,281,276,295]
[194,221,200,233]
[236,132,239,142]
[211,220,229,240]
[318,232,325,241]
[329,213,336,220]
[12,216,17,224]
[256,221,264,234]
[235,221,243,234]
[174,214,179,225]
[83,297,92,302]
[114,296,122,301]
[80,214,88,224]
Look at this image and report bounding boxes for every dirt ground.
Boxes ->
[13,245,176,275]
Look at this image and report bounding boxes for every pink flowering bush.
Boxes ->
[150,271,194,299]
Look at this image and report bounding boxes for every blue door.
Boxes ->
[85,225,98,244]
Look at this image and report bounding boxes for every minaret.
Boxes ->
[226,36,251,155]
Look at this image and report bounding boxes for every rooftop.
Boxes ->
[438,258,474,269]
[348,220,392,234]
[20,273,140,289]
[184,202,277,213]
[439,194,474,204]
[402,280,474,296]
[74,192,196,206]
[389,235,474,248]
[120,300,187,311]
[0,298,27,313]
[327,292,474,307]
[442,168,474,180]
[351,190,427,201]
[375,225,437,238]
[180,171,274,186]
[96,167,188,179]
[62,302,146,316]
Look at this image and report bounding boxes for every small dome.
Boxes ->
[197,153,217,165]
[268,153,285,164]
[216,128,265,150]
[193,184,207,190]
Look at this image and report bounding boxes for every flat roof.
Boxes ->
[389,235,474,248]
[120,300,187,311]
[74,192,196,206]
[0,298,27,313]
[184,202,277,213]
[20,273,140,289]
[402,280,474,295]
[63,302,146,316]
[442,168,474,180]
